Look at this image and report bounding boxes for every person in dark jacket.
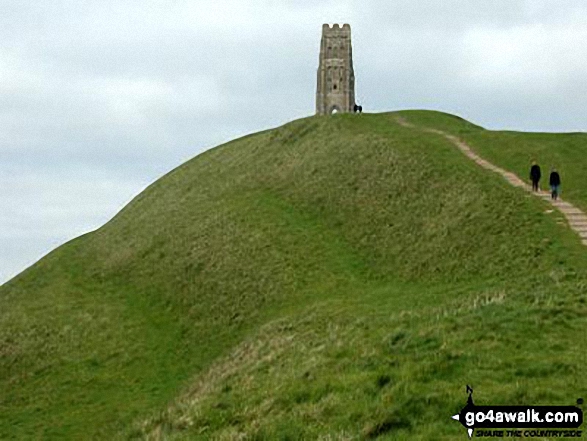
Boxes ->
[529,161,541,191]
[549,168,561,200]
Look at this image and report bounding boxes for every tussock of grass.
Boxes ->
[1,111,586,439]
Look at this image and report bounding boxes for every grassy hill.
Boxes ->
[453,129,587,212]
[1,111,586,440]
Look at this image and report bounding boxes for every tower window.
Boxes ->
[333,84,337,90]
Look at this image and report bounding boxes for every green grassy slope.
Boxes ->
[399,110,587,211]
[1,111,586,440]
[471,131,587,211]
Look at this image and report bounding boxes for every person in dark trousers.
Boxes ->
[529,161,541,192]
[549,168,561,200]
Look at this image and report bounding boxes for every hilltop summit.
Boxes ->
[2,111,587,439]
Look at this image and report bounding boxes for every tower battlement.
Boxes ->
[316,24,356,115]
[322,23,351,34]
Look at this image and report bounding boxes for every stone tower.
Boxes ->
[316,23,356,115]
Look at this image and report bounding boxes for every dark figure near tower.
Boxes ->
[550,168,561,200]
[353,104,362,113]
[529,161,541,192]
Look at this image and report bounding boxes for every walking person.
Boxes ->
[549,167,561,200]
[529,161,541,192]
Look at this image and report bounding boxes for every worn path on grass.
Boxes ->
[396,116,587,246]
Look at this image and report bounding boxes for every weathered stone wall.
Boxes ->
[316,23,356,115]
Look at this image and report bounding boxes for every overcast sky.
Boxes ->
[2,0,587,284]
